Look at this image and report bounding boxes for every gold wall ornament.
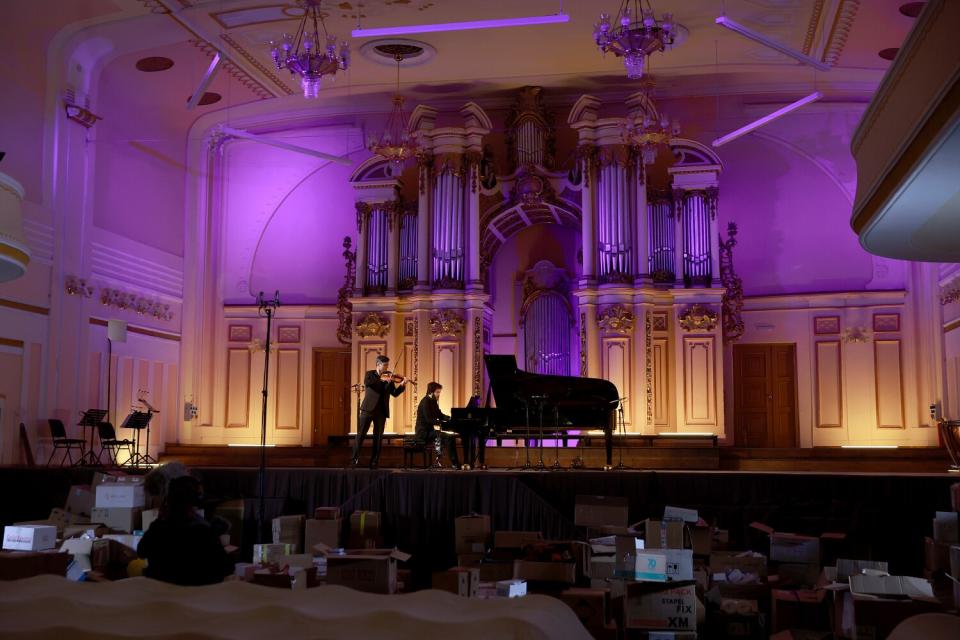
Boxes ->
[355,311,390,338]
[430,309,465,338]
[597,304,634,334]
[718,222,745,342]
[678,304,718,332]
[336,236,356,344]
[473,316,482,396]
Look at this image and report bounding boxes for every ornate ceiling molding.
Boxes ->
[188,38,276,100]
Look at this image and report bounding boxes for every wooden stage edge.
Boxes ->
[159,442,957,474]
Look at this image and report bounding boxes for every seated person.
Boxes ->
[138,475,234,586]
[415,382,461,469]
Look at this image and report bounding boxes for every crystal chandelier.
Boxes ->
[270,0,349,99]
[368,48,418,176]
[623,92,679,165]
[594,1,676,80]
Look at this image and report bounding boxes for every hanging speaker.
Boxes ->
[107,319,128,343]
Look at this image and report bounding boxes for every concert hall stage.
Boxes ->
[2,462,956,590]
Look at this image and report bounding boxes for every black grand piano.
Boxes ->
[447,354,621,469]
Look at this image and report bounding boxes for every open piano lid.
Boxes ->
[484,354,621,414]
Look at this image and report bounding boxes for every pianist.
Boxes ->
[415,382,461,469]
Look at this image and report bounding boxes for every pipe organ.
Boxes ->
[346,88,728,440]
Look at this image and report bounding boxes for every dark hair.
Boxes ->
[164,475,203,518]
[376,355,390,365]
[426,382,442,395]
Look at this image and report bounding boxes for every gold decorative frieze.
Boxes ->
[678,304,718,332]
[430,309,465,338]
[597,304,634,334]
[355,312,390,338]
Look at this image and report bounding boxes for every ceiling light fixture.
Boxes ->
[367,47,418,176]
[270,0,350,98]
[712,91,823,147]
[715,16,831,71]
[594,1,682,80]
[623,91,680,164]
[352,12,569,38]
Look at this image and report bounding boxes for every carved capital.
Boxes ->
[597,304,635,334]
[678,304,718,332]
[355,312,390,338]
[355,202,371,233]
[430,309,465,339]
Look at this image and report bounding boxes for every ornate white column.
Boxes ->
[579,146,598,283]
[354,203,368,292]
[416,155,431,288]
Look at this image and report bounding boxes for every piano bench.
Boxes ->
[402,437,431,469]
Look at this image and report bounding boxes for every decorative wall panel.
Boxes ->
[815,341,842,428]
[683,336,716,425]
[226,348,250,428]
[653,338,669,427]
[874,339,904,428]
[601,337,630,427]
[275,349,300,430]
[434,343,460,415]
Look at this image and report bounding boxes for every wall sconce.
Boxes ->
[842,326,872,344]
[64,103,102,128]
[65,275,93,297]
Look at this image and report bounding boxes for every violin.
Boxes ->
[380,370,417,386]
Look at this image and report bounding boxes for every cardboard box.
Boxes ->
[479,561,515,582]
[348,511,382,549]
[305,518,340,551]
[617,536,693,581]
[849,575,941,640]
[643,520,686,550]
[933,511,959,544]
[591,555,616,579]
[253,543,295,565]
[314,507,339,520]
[212,499,244,548]
[3,525,57,551]
[771,589,829,634]
[923,536,951,572]
[951,482,960,512]
[749,522,843,567]
[101,534,142,552]
[64,485,95,518]
[494,530,543,549]
[624,580,697,631]
[514,559,577,584]
[496,578,527,598]
[90,537,138,580]
[455,514,491,554]
[561,587,609,631]
[710,551,768,581]
[575,495,629,528]
[689,526,712,556]
[0,551,71,580]
[457,552,484,568]
[432,566,479,597]
[833,559,889,581]
[91,507,142,533]
[272,515,305,553]
[950,544,960,577]
[323,548,411,594]
[95,482,146,509]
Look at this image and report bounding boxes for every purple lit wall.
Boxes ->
[222,129,362,304]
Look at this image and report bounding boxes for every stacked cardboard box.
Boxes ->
[348,511,383,549]
[272,515,305,553]
[92,475,146,533]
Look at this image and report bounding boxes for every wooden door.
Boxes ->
[312,349,351,445]
[733,344,798,447]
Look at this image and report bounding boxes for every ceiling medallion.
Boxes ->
[355,312,390,338]
[368,46,419,176]
[678,304,718,332]
[594,1,686,80]
[269,0,350,98]
[598,304,635,334]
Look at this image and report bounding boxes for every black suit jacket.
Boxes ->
[415,394,450,441]
[359,370,405,418]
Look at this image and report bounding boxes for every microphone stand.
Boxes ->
[256,290,280,544]
[615,397,632,470]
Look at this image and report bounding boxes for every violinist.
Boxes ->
[352,354,409,469]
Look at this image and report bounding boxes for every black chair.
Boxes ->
[46,419,86,467]
[97,421,134,466]
[402,437,431,469]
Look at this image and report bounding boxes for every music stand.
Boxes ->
[121,410,155,467]
[76,409,108,466]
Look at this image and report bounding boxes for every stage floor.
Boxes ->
[1,465,956,591]
[159,441,955,474]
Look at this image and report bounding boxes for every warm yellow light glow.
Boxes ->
[227,443,277,447]
[840,445,899,449]
[661,432,716,437]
